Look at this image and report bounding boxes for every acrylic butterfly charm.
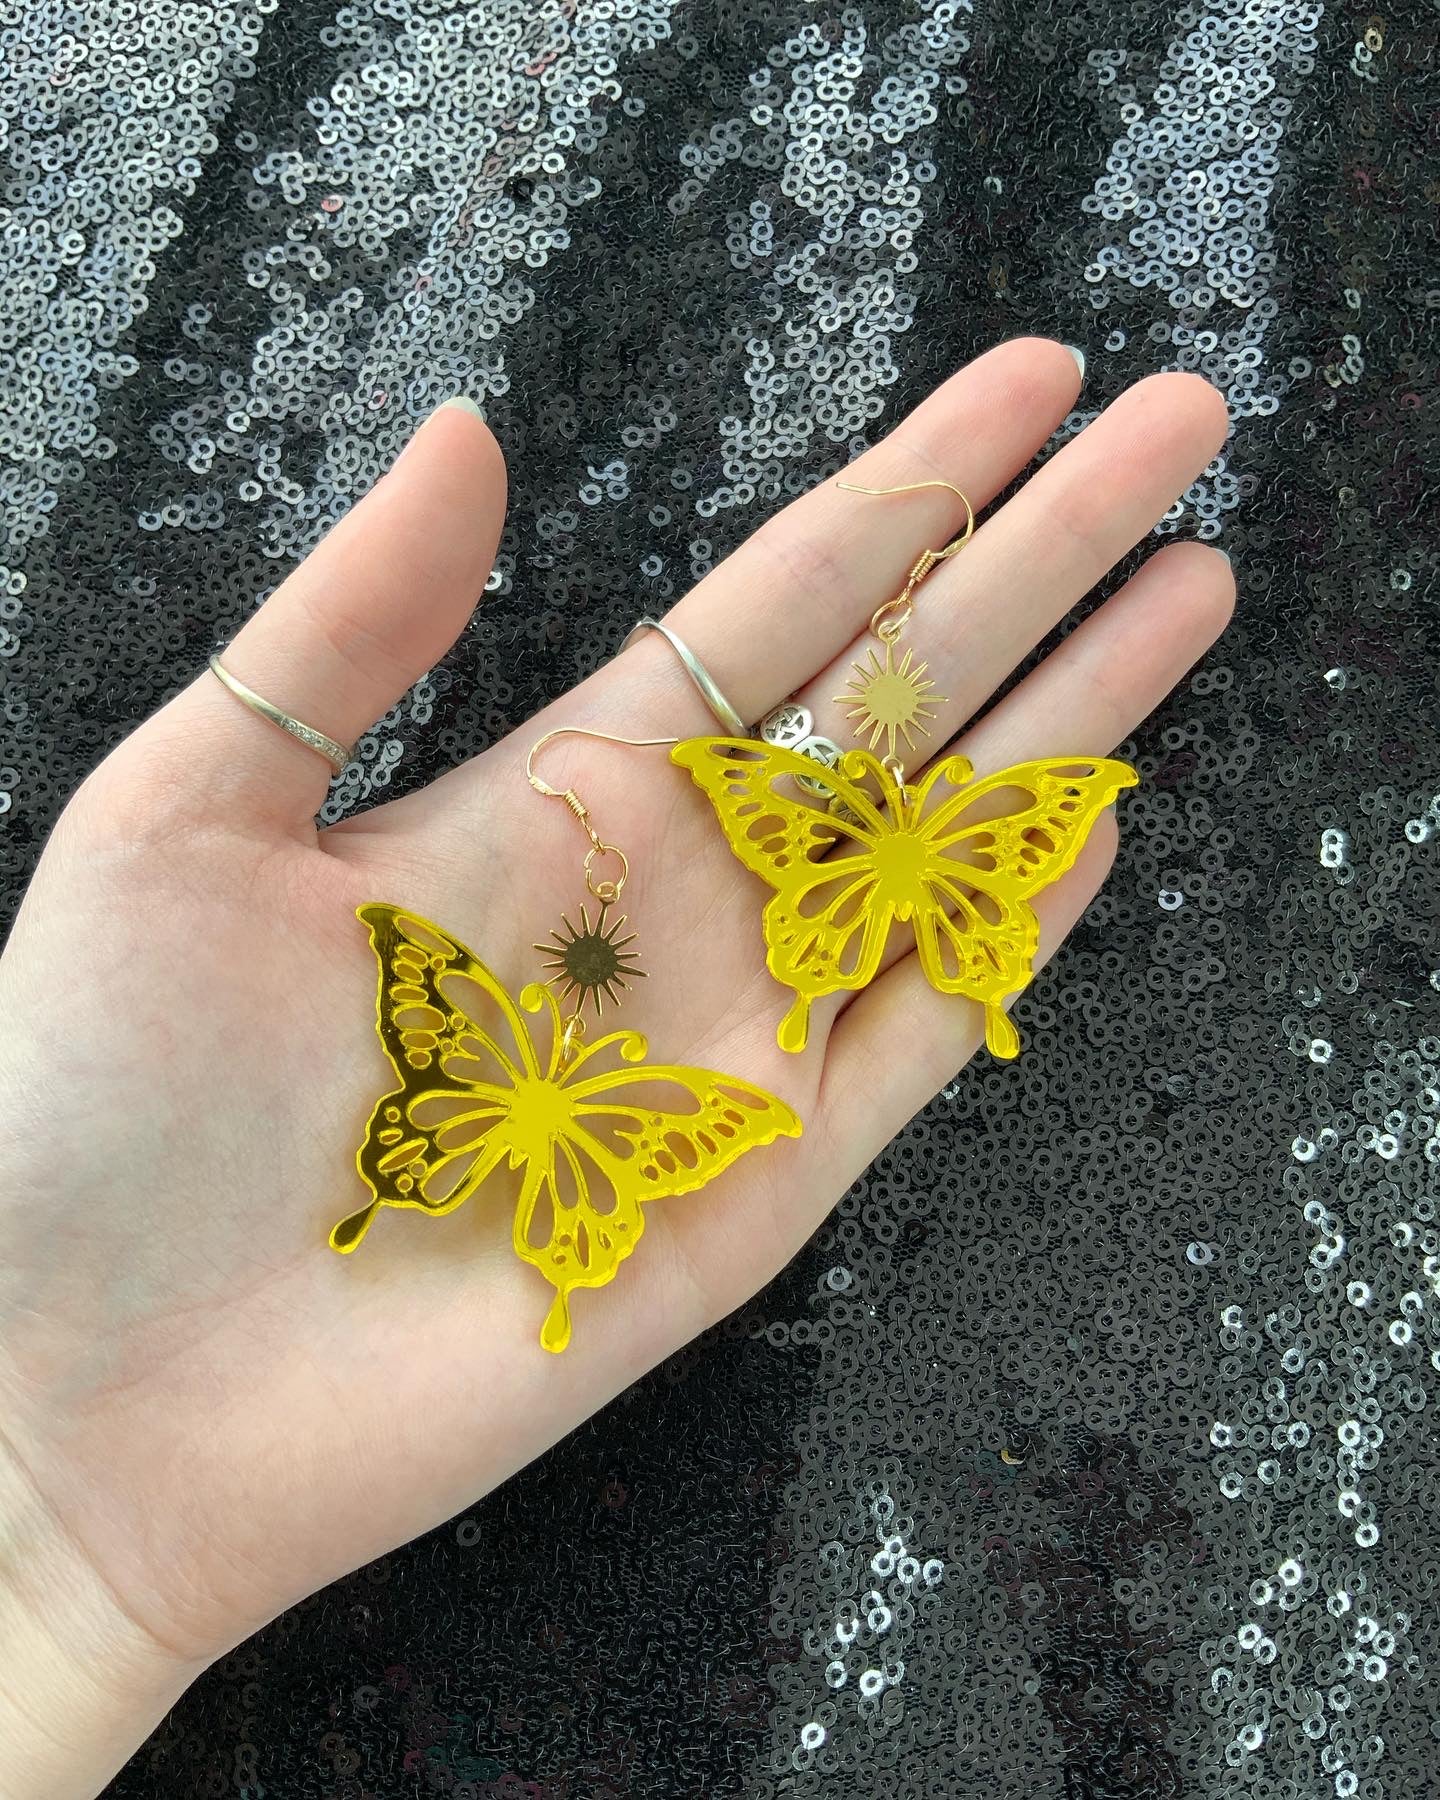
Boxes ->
[330,905,801,1352]
[672,740,1137,1058]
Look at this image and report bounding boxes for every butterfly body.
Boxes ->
[332,905,801,1351]
[672,738,1137,1058]
[859,806,955,917]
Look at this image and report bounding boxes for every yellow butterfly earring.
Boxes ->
[329,726,801,1352]
[672,478,1138,1059]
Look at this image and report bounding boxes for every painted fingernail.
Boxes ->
[1063,344,1086,382]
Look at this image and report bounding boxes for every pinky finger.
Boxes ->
[810,814,1120,1188]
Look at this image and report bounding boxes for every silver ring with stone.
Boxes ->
[207,654,351,774]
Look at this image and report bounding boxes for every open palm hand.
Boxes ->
[0,339,1232,1794]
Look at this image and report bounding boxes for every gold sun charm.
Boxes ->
[835,640,944,758]
[535,903,645,1017]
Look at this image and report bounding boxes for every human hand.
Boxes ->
[0,339,1232,1796]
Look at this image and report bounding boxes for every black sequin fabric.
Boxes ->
[4,2,1437,1794]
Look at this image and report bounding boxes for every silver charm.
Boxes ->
[759,701,814,748]
[793,734,843,796]
[759,701,844,798]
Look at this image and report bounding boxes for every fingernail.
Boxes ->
[1063,344,1086,382]
[394,394,484,469]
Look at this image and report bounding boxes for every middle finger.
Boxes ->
[771,370,1229,761]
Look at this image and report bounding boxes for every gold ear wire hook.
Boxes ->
[837,477,976,640]
[526,726,679,902]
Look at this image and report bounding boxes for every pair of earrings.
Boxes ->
[331,481,1135,1351]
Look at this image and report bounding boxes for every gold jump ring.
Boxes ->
[584,841,629,903]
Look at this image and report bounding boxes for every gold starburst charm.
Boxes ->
[535,902,645,1018]
[835,640,944,758]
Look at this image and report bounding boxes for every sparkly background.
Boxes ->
[3,2,1437,1795]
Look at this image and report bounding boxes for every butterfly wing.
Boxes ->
[331,904,539,1252]
[908,756,1138,1058]
[510,1042,801,1352]
[337,904,801,1354]
[670,737,902,1052]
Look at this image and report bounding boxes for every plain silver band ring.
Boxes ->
[622,616,750,737]
[207,655,352,774]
